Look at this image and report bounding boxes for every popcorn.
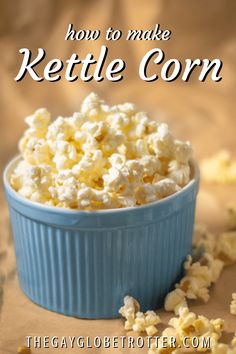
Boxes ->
[123,218,235,352]
[165,220,236,320]
[108,153,126,168]
[164,288,188,315]
[119,296,161,335]
[148,308,224,354]
[117,102,136,115]
[230,293,236,315]
[135,183,158,204]
[119,295,140,330]
[25,108,51,129]
[168,160,191,187]
[72,150,106,185]
[154,178,181,199]
[140,155,161,177]
[20,137,52,165]
[10,161,52,204]
[11,93,193,210]
[76,185,117,210]
[165,253,222,309]
[132,310,161,336]
[68,112,87,129]
[174,140,193,164]
[201,150,236,184]
[168,307,224,349]
[80,92,106,118]
[177,256,212,302]
[136,139,149,157]
[51,141,78,170]
[46,116,74,141]
[103,167,128,193]
[107,112,130,132]
[49,177,78,208]
[117,195,136,208]
[19,108,51,145]
[148,123,174,158]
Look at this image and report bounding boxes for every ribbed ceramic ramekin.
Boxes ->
[3,156,199,318]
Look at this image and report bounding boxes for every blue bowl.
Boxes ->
[3,156,199,318]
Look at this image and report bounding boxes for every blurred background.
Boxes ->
[0,1,236,351]
[1,0,236,167]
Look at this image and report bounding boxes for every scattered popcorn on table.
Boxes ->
[201,150,236,184]
[168,307,224,350]
[121,217,236,354]
[119,296,161,335]
[11,93,193,210]
[230,293,236,315]
[148,307,224,354]
[165,222,236,315]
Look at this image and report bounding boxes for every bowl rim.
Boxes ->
[3,155,200,216]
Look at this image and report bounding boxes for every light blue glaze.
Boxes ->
[3,156,200,318]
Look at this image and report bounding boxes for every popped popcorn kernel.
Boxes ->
[177,255,212,303]
[119,296,161,335]
[167,160,191,187]
[164,288,188,315]
[169,307,224,348]
[132,310,161,335]
[119,295,140,330]
[148,307,224,354]
[11,93,193,210]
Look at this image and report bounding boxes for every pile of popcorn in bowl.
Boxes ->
[10,92,193,210]
[4,93,236,354]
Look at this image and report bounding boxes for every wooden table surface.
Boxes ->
[0,1,236,353]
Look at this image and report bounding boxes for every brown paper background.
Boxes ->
[0,0,236,353]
